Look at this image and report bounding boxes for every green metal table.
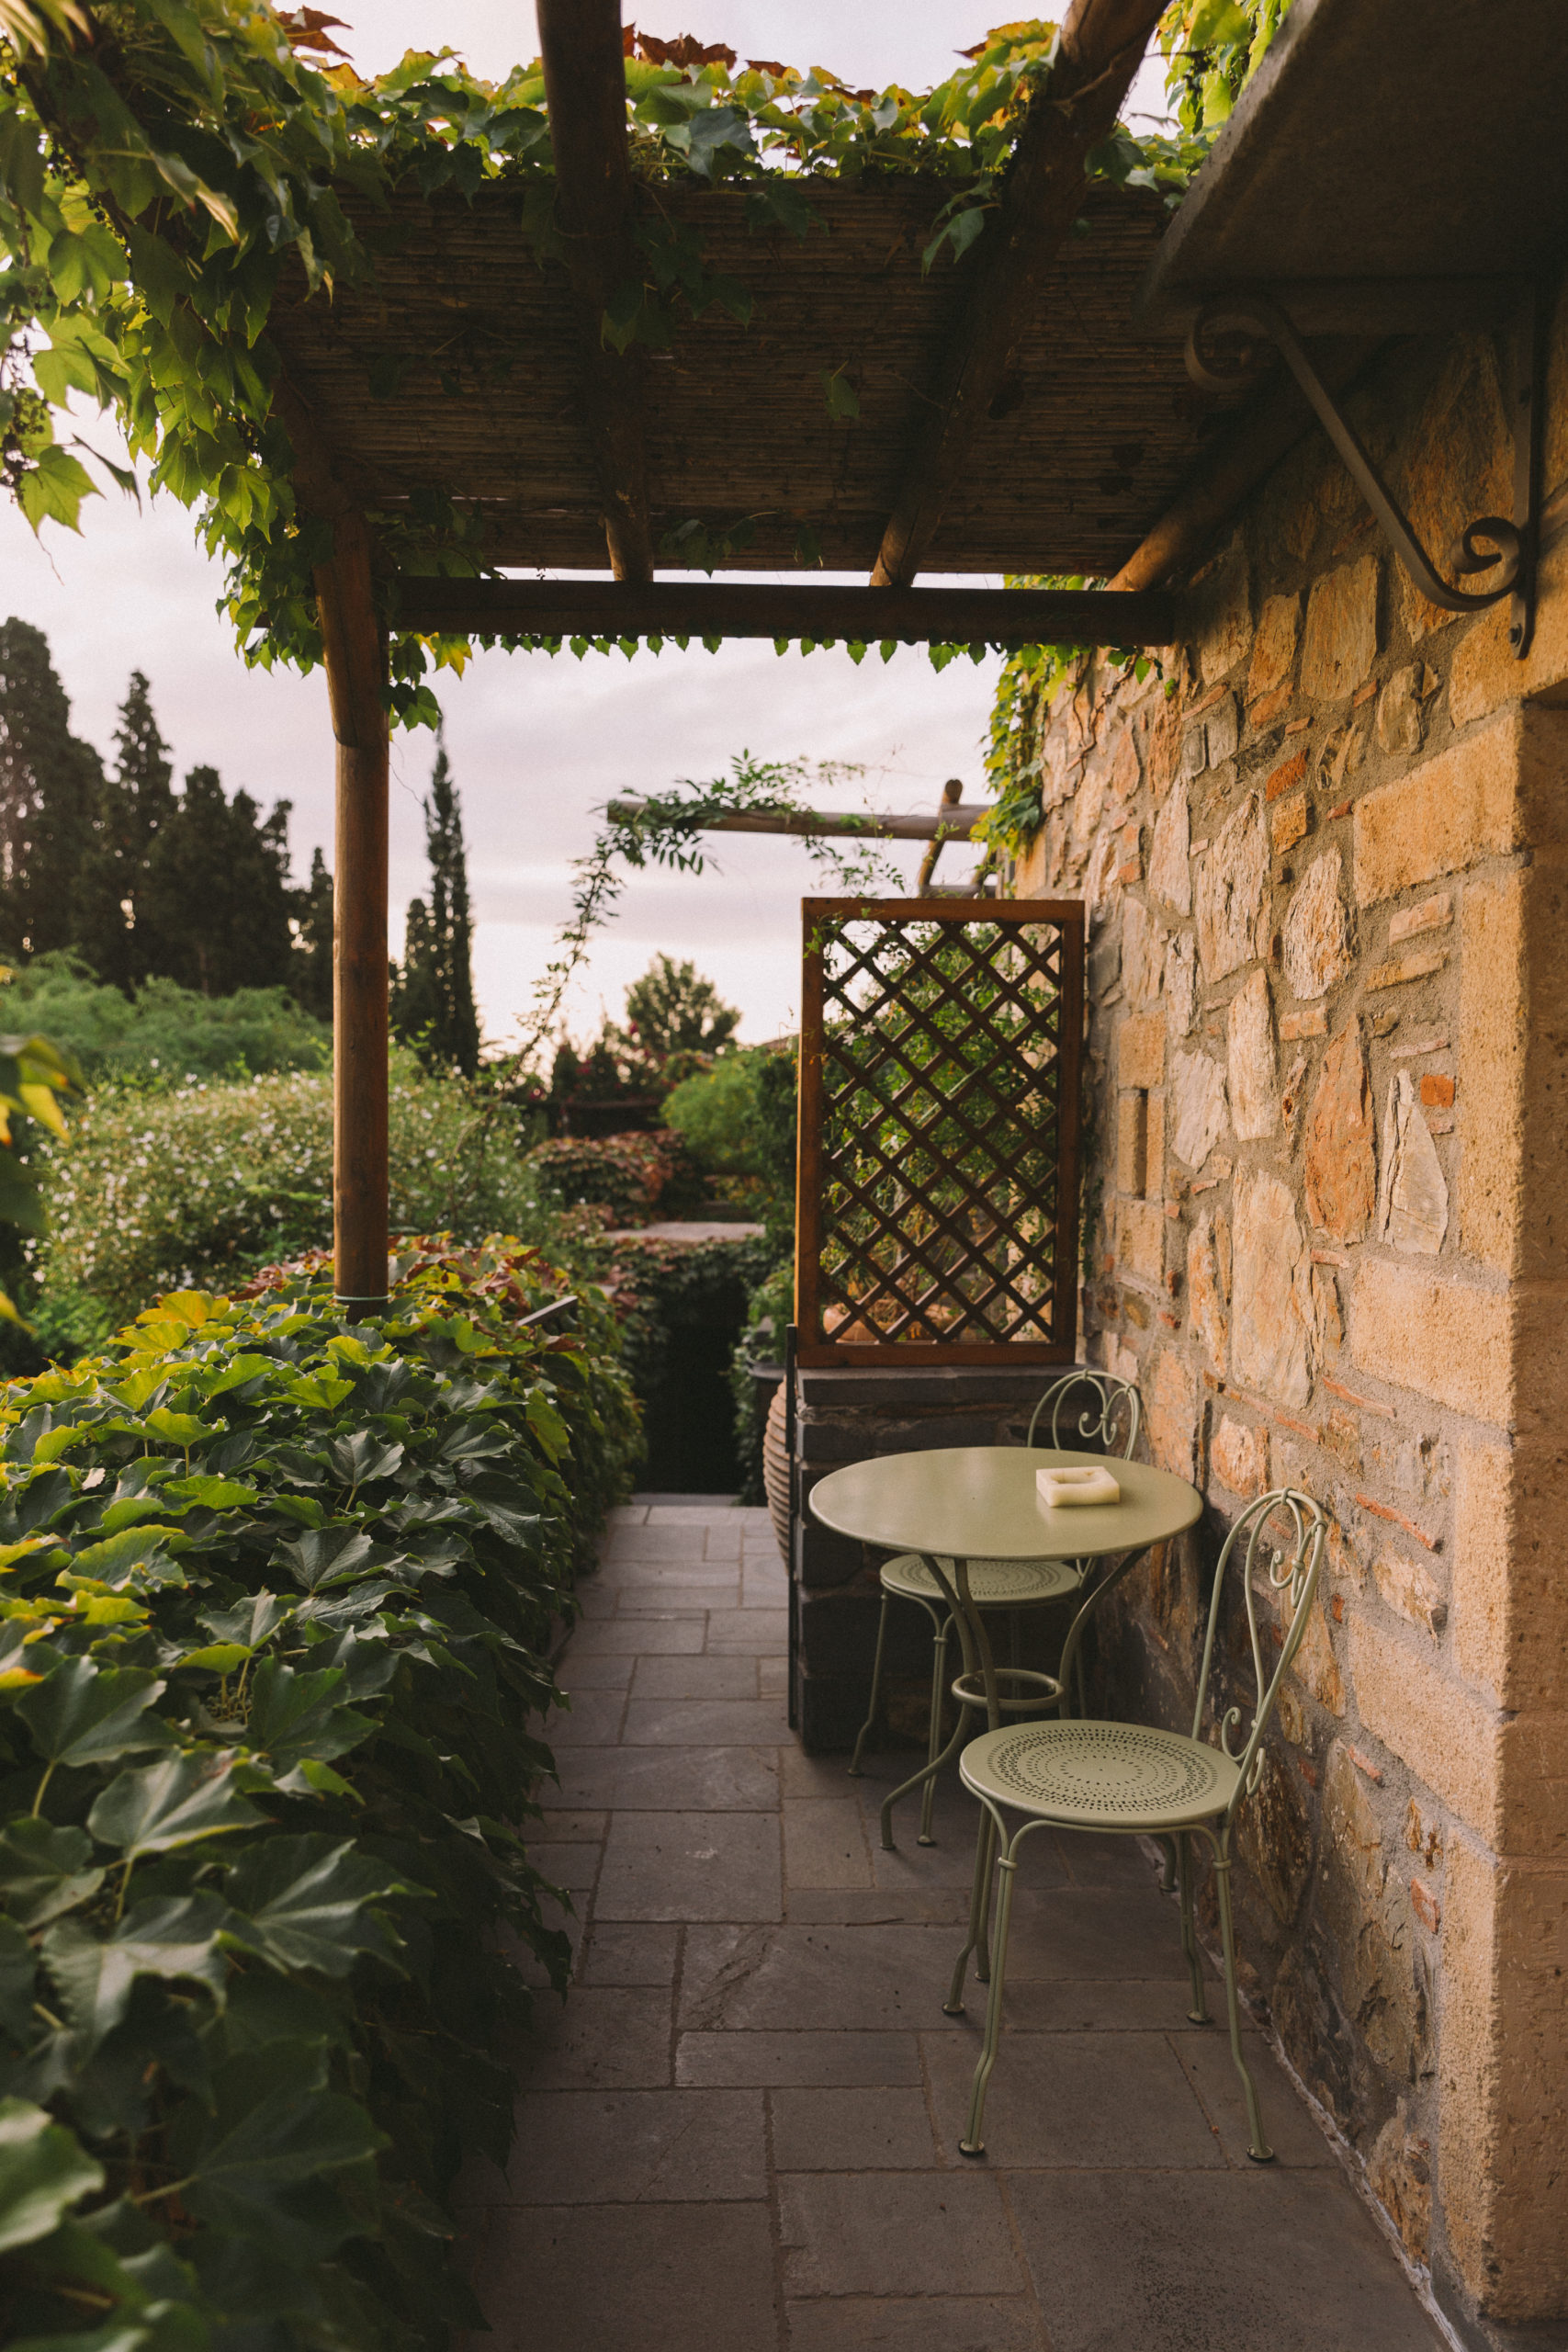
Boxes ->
[808,1446,1203,1841]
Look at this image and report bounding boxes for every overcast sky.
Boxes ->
[0,8,1171,1051]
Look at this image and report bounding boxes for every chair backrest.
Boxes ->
[1026,1369,1141,1461]
[1192,1487,1327,1809]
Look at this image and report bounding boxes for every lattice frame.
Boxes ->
[795,898,1084,1365]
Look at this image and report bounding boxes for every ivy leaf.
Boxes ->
[459,1474,543,1548]
[138,1412,209,1448]
[243,1658,376,1777]
[43,1895,230,2051]
[161,1477,258,1510]
[0,1818,105,1929]
[0,1917,36,2041]
[274,1526,378,1593]
[15,1658,175,1770]
[195,1592,291,1656]
[324,1431,403,1489]
[17,445,98,537]
[178,2068,386,2241]
[63,1530,184,1590]
[0,2098,104,2252]
[225,1836,408,1976]
[87,1752,262,1861]
[819,367,860,423]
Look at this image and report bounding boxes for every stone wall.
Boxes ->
[1012,300,1568,2346]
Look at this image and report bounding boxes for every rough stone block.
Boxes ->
[1301,554,1379,702]
[1365,948,1448,992]
[1117,1198,1164,1289]
[1116,1090,1147,1195]
[1270,793,1309,853]
[1211,1414,1267,1497]
[1118,1011,1166,1090]
[1352,710,1522,907]
[1247,591,1300,705]
[1349,1260,1511,1425]
[1226,968,1279,1139]
[1170,1047,1229,1170]
[1145,1347,1198,1476]
[1452,1434,1512,1701]
[1231,1170,1314,1408]
[1148,779,1192,914]
[1281,850,1356,1000]
[1390,891,1451,944]
[1439,1842,1568,2318]
[1348,1615,1501,1839]
[1449,526,1568,729]
[1196,792,1269,981]
[1303,1022,1376,1242]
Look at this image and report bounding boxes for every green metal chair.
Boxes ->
[848,1370,1141,1848]
[943,1487,1327,2162]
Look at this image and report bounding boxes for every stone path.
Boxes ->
[463,1498,1445,2352]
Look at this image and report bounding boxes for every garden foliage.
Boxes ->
[525,1128,702,1233]
[0,961,329,1089]
[33,1058,541,1334]
[0,1238,640,2351]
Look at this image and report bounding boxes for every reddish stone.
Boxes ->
[1420,1072,1455,1108]
[1303,1023,1377,1242]
[1266,750,1309,801]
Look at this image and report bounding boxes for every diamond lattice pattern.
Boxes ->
[809,911,1069,1350]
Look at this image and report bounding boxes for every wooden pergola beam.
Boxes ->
[536,0,654,583]
[871,0,1169,589]
[1109,337,1381,592]
[396,578,1178,644]
[605,797,991,841]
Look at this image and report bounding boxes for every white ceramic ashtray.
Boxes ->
[1036,1464,1121,1509]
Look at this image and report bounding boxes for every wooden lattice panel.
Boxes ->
[796,899,1084,1366]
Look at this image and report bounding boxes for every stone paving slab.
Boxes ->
[463,1502,1444,2352]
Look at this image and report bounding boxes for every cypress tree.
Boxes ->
[141,765,296,996]
[0,617,104,959]
[390,733,480,1074]
[76,671,177,988]
[290,846,334,1021]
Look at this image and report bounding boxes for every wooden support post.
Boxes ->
[871,0,1168,588]
[536,0,654,582]
[314,510,389,1315]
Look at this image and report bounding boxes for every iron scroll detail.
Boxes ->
[1185,288,1542,657]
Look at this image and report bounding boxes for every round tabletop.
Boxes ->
[808,1446,1202,1561]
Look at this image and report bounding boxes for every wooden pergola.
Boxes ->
[270,0,1333,1307]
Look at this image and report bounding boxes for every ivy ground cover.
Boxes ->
[0,1238,640,2351]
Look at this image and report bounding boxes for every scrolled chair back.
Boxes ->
[1193,1487,1327,1814]
[1025,1368,1142,1461]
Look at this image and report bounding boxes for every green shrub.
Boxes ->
[31,1058,543,1330]
[525,1127,703,1227]
[0,957,330,1086]
[0,1237,640,2351]
[660,1050,767,1174]
[662,1046,795,1250]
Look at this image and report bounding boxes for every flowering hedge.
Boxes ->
[31,1060,542,1330]
[0,1237,640,2351]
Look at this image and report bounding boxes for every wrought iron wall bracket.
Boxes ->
[1186,288,1545,658]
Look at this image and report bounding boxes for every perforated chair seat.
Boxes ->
[879,1551,1081,1609]
[959,1718,1244,1832]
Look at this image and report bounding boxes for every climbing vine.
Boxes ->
[0,6,1227,725]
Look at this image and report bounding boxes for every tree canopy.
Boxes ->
[0,617,329,1004]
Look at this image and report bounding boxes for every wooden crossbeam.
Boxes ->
[394,578,1177,644]
[871,0,1169,589]
[536,0,654,582]
[606,797,991,841]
